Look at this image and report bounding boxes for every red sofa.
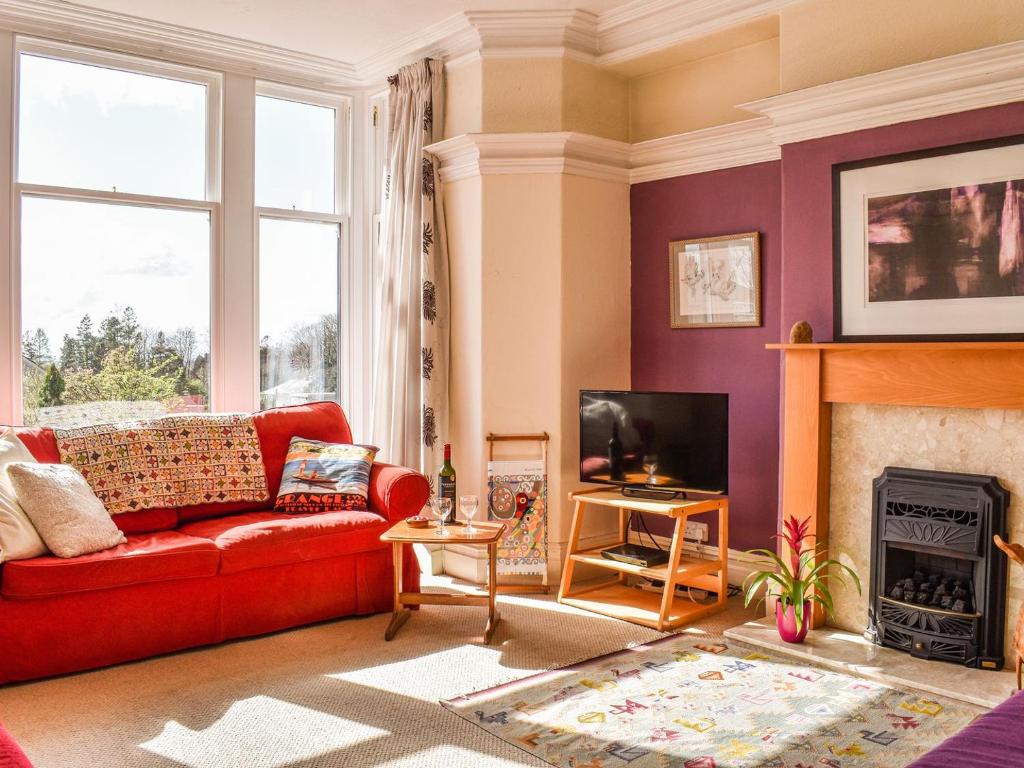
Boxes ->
[0,401,428,684]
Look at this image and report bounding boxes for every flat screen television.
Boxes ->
[579,390,728,495]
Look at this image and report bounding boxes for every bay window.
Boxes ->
[15,41,219,427]
[255,85,349,411]
[5,38,361,429]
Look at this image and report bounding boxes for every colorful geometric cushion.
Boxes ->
[274,438,376,513]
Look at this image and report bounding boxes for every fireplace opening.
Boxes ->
[867,467,1009,670]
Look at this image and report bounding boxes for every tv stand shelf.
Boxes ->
[558,488,728,631]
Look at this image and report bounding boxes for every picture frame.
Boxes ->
[833,135,1024,342]
[669,231,761,329]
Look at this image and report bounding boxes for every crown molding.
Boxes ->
[0,0,363,88]
[741,40,1024,146]
[425,132,632,184]
[629,117,778,183]
[427,122,780,186]
[595,0,796,67]
[0,0,798,90]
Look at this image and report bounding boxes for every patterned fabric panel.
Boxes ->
[55,414,268,515]
[275,438,376,514]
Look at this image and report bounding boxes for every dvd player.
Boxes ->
[601,543,669,568]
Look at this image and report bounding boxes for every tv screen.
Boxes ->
[579,390,728,494]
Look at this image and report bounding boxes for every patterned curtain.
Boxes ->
[371,59,449,485]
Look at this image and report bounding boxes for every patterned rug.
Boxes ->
[442,635,983,768]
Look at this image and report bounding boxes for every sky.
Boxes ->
[17,53,339,358]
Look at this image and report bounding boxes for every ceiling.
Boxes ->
[77,0,638,64]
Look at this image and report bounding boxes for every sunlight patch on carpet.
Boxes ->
[139,695,389,767]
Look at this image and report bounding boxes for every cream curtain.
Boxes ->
[371,59,449,483]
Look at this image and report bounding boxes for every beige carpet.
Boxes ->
[0,577,758,767]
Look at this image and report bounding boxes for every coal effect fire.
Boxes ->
[887,570,974,614]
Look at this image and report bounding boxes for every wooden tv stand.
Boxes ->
[557,488,728,631]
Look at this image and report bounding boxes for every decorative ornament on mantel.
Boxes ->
[789,320,814,344]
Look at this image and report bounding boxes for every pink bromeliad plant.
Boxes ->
[743,515,861,643]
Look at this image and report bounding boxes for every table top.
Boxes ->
[569,488,727,517]
[381,519,506,544]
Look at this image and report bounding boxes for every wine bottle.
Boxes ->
[438,443,457,524]
[608,422,624,481]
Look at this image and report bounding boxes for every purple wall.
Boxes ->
[629,102,1024,553]
[782,102,1024,340]
[630,161,782,551]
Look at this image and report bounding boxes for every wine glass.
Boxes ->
[643,454,658,486]
[436,498,453,537]
[460,494,480,533]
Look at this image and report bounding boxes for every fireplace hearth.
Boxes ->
[867,467,1009,670]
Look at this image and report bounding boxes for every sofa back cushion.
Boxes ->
[253,401,353,500]
[13,426,180,535]
[8,401,353,531]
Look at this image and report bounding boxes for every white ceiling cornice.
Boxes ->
[741,40,1024,146]
[629,117,779,183]
[427,121,780,185]
[595,0,797,66]
[0,0,364,88]
[425,132,633,184]
[0,0,795,89]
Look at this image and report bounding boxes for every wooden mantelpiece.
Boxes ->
[769,342,1024,627]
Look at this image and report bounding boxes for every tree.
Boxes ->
[38,363,65,407]
[22,329,51,366]
[96,307,142,365]
[61,315,98,372]
[170,328,198,376]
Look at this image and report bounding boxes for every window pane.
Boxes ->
[18,54,207,199]
[20,197,210,427]
[256,95,335,213]
[259,218,339,409]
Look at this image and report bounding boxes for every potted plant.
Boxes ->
[743,515,861,643]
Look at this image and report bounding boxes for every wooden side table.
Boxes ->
[380,519,507,644]
[558,488,728,631]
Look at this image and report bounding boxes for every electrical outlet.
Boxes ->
[684,521,708,542]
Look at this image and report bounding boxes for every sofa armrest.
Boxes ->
[368,462,430,524]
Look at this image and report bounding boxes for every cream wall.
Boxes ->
[628,37,779,142]
[779,0,1024,91]
[623,0,1024,142]
[444,59,483,138]
[441,167,630,580]
[559,174,632,543]
[445,57,629,141]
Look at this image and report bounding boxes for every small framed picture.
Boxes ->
[669,232,761,329]
[834,135,1024,341]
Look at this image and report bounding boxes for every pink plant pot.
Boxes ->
[776,600,811,643]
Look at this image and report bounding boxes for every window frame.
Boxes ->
[9,37,223,424]
[253,81,352,413]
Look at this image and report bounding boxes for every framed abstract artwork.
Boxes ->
[834,135,1024,341]
[669,231,761,329]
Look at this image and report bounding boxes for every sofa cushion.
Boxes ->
[13,426,180,535]
[1,530,219,599]
[6,463,126,559]
[275,438,376,513]
[253,401,353,500]
[179,509,388,574]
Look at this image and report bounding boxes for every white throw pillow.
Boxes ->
[6,463,126,558]
[0,428,47,561]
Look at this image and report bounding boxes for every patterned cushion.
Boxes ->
[274,438,376,513]
[54,414,268,515]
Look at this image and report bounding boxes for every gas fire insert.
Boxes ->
[867,467,1009,670]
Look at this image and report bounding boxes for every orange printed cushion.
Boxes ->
[274,438,377,513]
